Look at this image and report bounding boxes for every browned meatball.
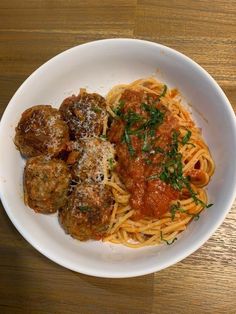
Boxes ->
[59,183,113,241]
[72,138,115,183]
[59,137,115,241]
[24,156,71,214]
[15,105,69,158]
[59,91,107,139]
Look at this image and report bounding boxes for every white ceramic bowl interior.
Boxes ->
[0,39,236,278]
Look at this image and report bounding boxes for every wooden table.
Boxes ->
[0,1,235,313]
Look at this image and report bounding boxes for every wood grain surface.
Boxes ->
[0,1,235,313]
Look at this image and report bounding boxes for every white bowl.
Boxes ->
[0,39,236,278]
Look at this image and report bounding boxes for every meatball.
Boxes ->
[59,91,107,139]
[72,138,115,183]
[15,105,69,158]
[59,137,115,240]
[24,156,71,214]
[59,183,113,241]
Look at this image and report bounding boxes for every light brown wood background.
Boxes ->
[0,1,235,313]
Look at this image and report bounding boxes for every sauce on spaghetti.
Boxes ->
[109,89,180,219]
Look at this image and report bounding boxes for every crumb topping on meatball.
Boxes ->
[59,91,107,139]
[15,105,69,158]
[72,138,115,184]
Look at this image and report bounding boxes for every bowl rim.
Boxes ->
[1,38,236,278]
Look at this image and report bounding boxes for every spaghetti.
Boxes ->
[103,78,215,248]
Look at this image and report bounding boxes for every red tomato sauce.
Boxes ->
[109,89,180,219]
